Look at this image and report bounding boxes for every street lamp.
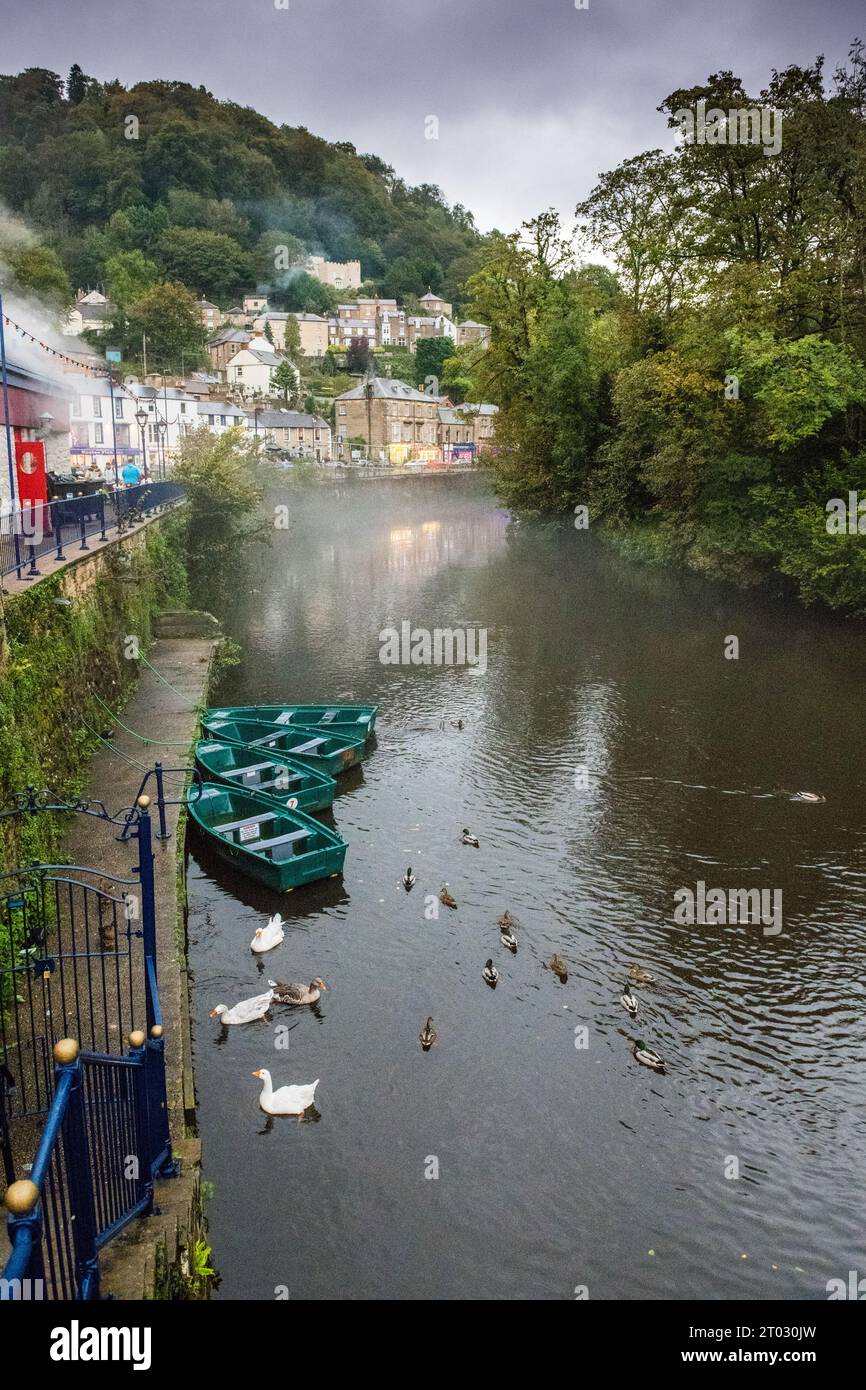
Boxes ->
[157,418,168,478]
[134,407,148,480]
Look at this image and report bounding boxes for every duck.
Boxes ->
[497,910,520,931]
[547,954,568,982]
[250,914,284,954]
[482,959,499,988]
[268,978,327,1006]
[461,828,480,848]
[628,964,655,985]
[633,1040,665,1073]
[210,988,274,1026]
[620,980,638,1017]
[402,867,416,892]
[790,791,826,803]
[450,719,465,730]
[439,885,458,909]
[252,1070,319,1116]
[419,1017,438,1050]
[500,923,518,953]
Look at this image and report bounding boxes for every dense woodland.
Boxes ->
[462,44,866,613]
[0,66,485,317]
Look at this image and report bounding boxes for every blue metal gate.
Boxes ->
[0,791,175,1299]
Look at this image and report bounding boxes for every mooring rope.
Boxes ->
[92,691,193,747]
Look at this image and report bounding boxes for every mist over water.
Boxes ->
[187,478,866,1300]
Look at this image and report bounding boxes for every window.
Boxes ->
[180,402,187,414]
[236,366,243,378]
[114,398,124,419]
[148,424,159,444]
[338,405,346,416]
[115,425,131,445]
[94,423,104,444]
[93,397,102,418]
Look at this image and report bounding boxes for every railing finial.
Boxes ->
[53,1038,79,1065]
[128,1029,146,1048]
[4,1179,39,1214]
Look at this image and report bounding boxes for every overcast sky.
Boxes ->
[1,0,861,232]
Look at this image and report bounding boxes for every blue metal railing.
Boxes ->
[0,481,184,581]
[1,800,175,1300]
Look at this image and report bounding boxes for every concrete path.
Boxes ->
[61,636,214,1125]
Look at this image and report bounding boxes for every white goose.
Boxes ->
[252,1070,319,1115]
[250,914,284,953]
[210,988,274,1026]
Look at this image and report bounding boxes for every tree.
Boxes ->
[125,281,206,372]
[155,226,252,302]
[263,319,274,345]
[170,427,264,604]
[104,249,158,312]
[66,64,88,104]
[346,335,372,374]
[271,357,299,404]
[2,242,71,307]
[415,336,455,391]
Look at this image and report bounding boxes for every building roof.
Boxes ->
[197,298,220,310]
[459,403,499,416]
[419,291,447,303]
[336,377,437,404]
[196,401,247,417]
[291,312,326,322]
[209,327,250,345]
[458,320,487,329]
[250,410,329,429]
[438,407,462,424]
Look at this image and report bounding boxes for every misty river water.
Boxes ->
[186,476,866,1300]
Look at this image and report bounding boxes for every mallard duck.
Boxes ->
[620,981,638,1016]
[547,954,568,982]
[633,1040,665,1073]
[439,885,458,909]
[461,828,480,847]
[482,959,499,988]
[252,1070,319,1116]
[211,988,274,1026]
[450,719,464,730]
[500,923,518,953]
[628,964,655,985]
[419,1017,438,1050]
[402,867,416,891]
[790,791,825,803]
[250,914,284,954]
[268,978,327,1005]
[498,910,520,931]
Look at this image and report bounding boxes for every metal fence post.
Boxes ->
[136,797,157,1036]
[145,1024,176,1179]
[154,761,170,840]
[2,1179,45,1296]
[55,1039,100,1299]
[127,1030,156,1209]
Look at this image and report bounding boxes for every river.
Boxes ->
[186,477,866,1300]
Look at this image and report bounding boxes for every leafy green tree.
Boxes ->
[271,357,299,404]
[415,336,454,391]
[104,249,158,311]
[155,226,252,302]
[66,64,88,104]
[125,280,206,371]
[2,242,71,307]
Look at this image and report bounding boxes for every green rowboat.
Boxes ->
[194,739,336,814]
[199,716,366,776]
[188,782,347,892]
[205,703,378,736]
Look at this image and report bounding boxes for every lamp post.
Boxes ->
[253,405,261,451]
[135,407,148,481]
[157,418,167,478]
[106,370,120,488]
[364,377,373,462]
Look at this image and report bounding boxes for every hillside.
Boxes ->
[0,65,485,311]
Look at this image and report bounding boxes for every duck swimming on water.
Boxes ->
[402,867,416,891]
[268,978,327,1006]
[547,954,568,982]
[439,885,458,909]
[482,959,499,988]
[633,1040,665,1073]
[628,964,655,985]
[419,1017,438,1050]
[461,828,480,848]
[620,980,638,1017]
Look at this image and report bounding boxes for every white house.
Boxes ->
[226,337,297,399]
[195,401,249,435]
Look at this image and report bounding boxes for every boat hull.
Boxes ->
[194,739,336,814]
[206,703,378,736]
[199,716,366,776]
[188,782,347,892]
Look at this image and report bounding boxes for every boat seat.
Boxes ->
[252,829,310,862]
[214,810,280,834]
[320,710,338,723]
[247,730,291,748]
[220,761,275,779]
[289,737,327,754]
[257,774,303,791]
